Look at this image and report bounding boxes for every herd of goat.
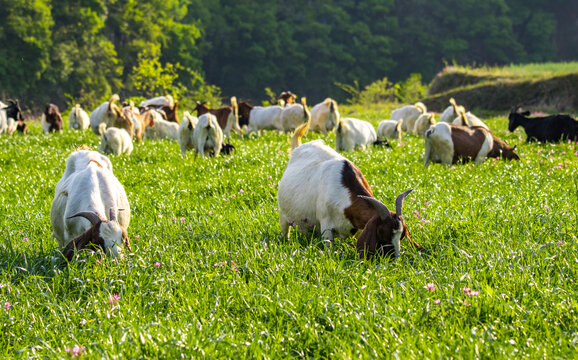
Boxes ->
[1,92,577,260]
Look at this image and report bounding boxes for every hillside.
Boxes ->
[422,63,578,112]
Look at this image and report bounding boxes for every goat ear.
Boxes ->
[358,195,392,221]
[395,189,413,217]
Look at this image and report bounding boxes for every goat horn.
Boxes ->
[109,207,117,222]
[395,189,413,217]
[358,195,392,221]
[67,211,103,226]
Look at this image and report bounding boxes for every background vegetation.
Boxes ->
[1,0,577,110]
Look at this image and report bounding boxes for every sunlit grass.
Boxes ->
[0,112,577,358]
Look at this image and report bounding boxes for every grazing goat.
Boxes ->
[278,118,417,259]
[237,101,284,135]
[424,123,519,166]
[193,113,223,157]
[413,113,436,137]
[41,103,63,133]
[90,94,122,135]
[391,102,427,133]
[99,126,133,155]
[51,150,131,260]
[336,117,388,151]
[121,104,144,141]
[439,98,459,123]
[0,99,23,135]
[69,104,90,130]
[193,97,241,138]
[140,95,174,109]
[452,106,489,129]
[280,97,310,132]
[310,98,340,134]
[144,109,179,140]
[508,110,578,142]
[277,91,296,106]
[377,120,403,142]
[177,111,199,158]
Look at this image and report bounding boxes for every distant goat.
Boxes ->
[237,101,284,135]
[278,118,417,259]
[310,98,340,134]
[69,104,90,130]
[413,113,436,137]
[193,97,241,138]
[90,94,122,135]
[424,123,519,166]
[280,97,310,132]
[0,99,23,135]
[177,111,199,158]
[391,102,427,133]
[41,103,63,133]
[51,150,131,260]
[508,110,578,142]
[277,91,296,106]
[336,117,388,151]
[452,106,489,129]
[144,109,179,140]
[439,98,459,123]
[192,113,223,157]
[99,126,133,155]
[377,120,403,142]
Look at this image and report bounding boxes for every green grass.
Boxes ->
[442,62,578,80]
[1,112,577,359]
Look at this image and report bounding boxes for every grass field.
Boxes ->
[1,108,577,359]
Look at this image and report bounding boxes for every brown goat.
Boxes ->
[42,103,63,133]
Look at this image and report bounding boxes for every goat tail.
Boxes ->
[449,97,456,107]
[290,115,311,151]
[414,102,427,114]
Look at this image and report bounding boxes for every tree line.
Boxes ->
[0,0,575,111]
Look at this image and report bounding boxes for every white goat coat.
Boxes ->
[310,98,340,134]
[193,113,223,157]
[50,150,130,252]
[453,112,489,129]
[439,105,456,123]
[424,122,493,166]
[246,105,284,135]
[278,140,356,240]
[144,110,179,140]
[392,104,427,133]
[280,104,308,132]
[0,110,17,135]
[140,95,174,109]
[90,101,115,135]
[413,113,436,137]
[336,117,377,151]
[177,112,199,158]
[69,105,90,130]
[99,127,133,155]
[377,120,403,141]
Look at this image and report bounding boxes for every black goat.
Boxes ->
[508,111,578,143]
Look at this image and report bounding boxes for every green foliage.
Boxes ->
[0,112,577,358]
[396,73,428,104]
[130,45,179,97]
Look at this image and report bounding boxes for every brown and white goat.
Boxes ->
[193,97,241,138]
[277,91,296,106]
[278,118,418,259]
[424,122,519,166]
[41,103,63,133]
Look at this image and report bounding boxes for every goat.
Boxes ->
[69,104,90,130]
[237,101,284,135]
[280,97,310,132]
[50,150,131,260]
[424,123,519,166]
[0,99,23,135]
[99,126,133,155]
[336,117,388,151]
[193,97,241,138]
[508,110,578,143]
[391,102,427,133]
[143,109,179,140]
[413,113,436,137]
[121,104,144,141]
[90,94,121,135]
[278,118,417,259]
[139,95,174,109]
[277,91,296,106]
[177,111,199,158]
[377,120,403,142]
[41,103,63,133]
[452,106,489,129]
[193,113,223,157]
[439,98,459,123]
[310,98,340,134]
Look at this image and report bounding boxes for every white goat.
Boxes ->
[177,111,199,158]
[90,94,121,135]
[377,120,403,142]
[144,110,179,140]
[391,102,427,133]
[139,95,174,109]
[239,102,284,136]
[280,97,310,132]
[193,113,223,157]
[310,98,340,134]
[50,149,131,260]
[439,98,459,123]
[278,119,417,259]
[336,117,383,151]
[99,126,133,155]
[413,113,436,137]
[452,106,489,129]
[69,104,90,130]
